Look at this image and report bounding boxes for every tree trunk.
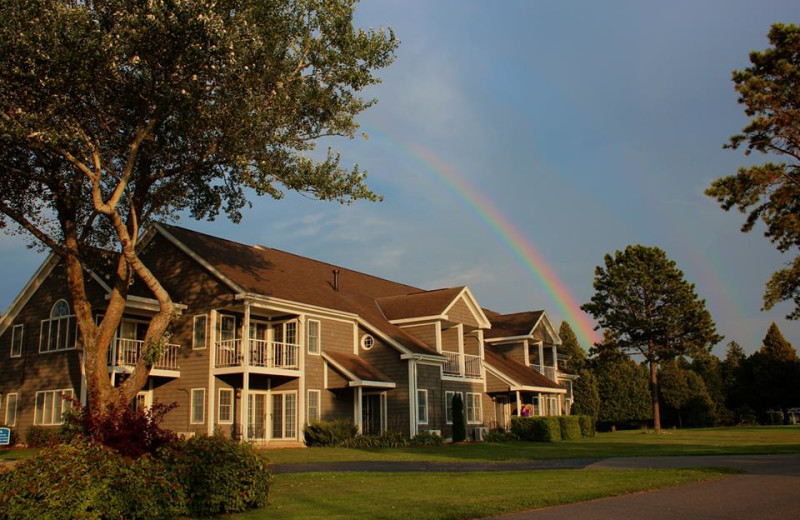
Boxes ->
[650,358,661,431]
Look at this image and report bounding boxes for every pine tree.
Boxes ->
[559,321,587,371]
[761,323,797,361]
[451,394,467,442]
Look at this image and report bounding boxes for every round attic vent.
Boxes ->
[361,334,375,350]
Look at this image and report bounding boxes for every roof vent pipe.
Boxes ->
[333,269,340,291]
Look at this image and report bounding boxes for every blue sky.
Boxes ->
[2,0,800,354]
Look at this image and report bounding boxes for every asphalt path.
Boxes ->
[483,454,800,520]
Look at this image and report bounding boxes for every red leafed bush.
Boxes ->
[61,396,177,457]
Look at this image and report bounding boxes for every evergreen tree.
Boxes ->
[571,369,600,419]
[559,321,587,372]
[451,394,467,442]
[591,340,651,429]
[582,245,722,430]
[690,351,728,424]
[706,24,800,318]
[761,323,798,361]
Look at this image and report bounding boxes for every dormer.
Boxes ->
[484,310,562,380]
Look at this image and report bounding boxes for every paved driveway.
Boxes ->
[483,454,800,520]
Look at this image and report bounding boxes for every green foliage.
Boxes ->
[339,431,411,448]
[582,245,721,428]
[410,431,445,447]
[592,349,651,428]
[705,23,800,318]
[559,416,582,440]
[482,429,520,443]
[559,321,586,371]
[511,417,562,442]
[761,323,798,361]
[571,368,600,419]
[578,415,596,438]
[161,434,271,517]
[24,426,58,448]
[452,394,467,442]
[303,419,358,447]
[0,439,184,520]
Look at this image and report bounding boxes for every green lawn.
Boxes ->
[263,426,800,465]
[232,468,733,520]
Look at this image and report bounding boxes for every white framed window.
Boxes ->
[190,388,205,424]
[218,388,233,424]
[34,389,73,425]
[417,389,428,425]
[307,320,320,355]
[3,393,15,426]
[39,300,78,353]
[361,334,375,351]
[274,321,297,345]
[11,324,23,358]
[193,315,208,350]
[466,393,483,424]
[445,391,464,424]
[272,392,297,439]
[307,389,321,423]
[219,315,236,342]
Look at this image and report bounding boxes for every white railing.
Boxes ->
[109,338,180,371]
[215,338,299,370]
[532,364,557,381]
[443,351,482,378]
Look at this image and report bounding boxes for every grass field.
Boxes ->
[262,426,800,465]
[232,468,733,520]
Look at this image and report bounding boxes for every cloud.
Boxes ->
[424,264,497,290]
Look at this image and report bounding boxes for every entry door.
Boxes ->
[249,321,269,365]
[495,395,509,430]
[362,393,384,435]
[248,392,268,440]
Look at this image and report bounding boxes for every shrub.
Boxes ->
[559,416,582,440]
[452,394,467,442]
[483,428,519,443]
[579,415,596,437]
[0,439,184,520]
[410,430,445,447]
[162,434,271,517]
[61,396,177,458]
[303,419,358,447]
[24,425,57,448]
[511,417,562,442]
[339,431,410,448]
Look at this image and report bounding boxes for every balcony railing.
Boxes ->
[442,351,482,378]
[532,364,557,381]
[215,338,300,370]
[108,338,180,371]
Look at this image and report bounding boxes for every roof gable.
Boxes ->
[484,310,560,344]
[377,286,490,329]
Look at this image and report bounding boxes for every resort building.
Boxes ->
[0,224,574,444]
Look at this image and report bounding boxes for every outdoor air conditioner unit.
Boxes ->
[177,432,196,439]
[427,429,442,437]
[472,427,489,441]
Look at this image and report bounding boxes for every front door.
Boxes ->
[495,395,509,430]
[248,392,268,440]
[362,393,384,435]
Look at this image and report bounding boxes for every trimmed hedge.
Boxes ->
[559,416,582,440]
[579,415,596,438]
[303,420,358,447]
[510,415,596,442]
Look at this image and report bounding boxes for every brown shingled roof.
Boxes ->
[484,311,544,339]
[484,350,563,391]
[323,351,394,385]
[157,223,439,355]
[376,287,465,321]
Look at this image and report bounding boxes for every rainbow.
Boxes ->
[364,126,600,348]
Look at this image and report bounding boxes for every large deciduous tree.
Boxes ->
[706,23,800,318]
[582,245,722,430]
[0,0,397,412]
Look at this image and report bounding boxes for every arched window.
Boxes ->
[51,300,70,318]
[40,299,77,353]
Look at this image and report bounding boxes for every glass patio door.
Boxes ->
[271,393,297,439]
[248,392,268,440]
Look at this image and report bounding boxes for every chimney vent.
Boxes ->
[333,269,340,291]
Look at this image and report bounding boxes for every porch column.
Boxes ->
[538,342,544,371]
[457,324,465,376]
[241,303,250,442]
[538,392,544,416]
[552,344,558,371]
[243,303,251,367]
[355,387,363,433]
[208,310,218,437]
[523,340,530,366]
[515,391,521,419]
[298,315,306,436]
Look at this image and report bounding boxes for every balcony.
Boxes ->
[442,351,482,379]
[532,364,557,382]
[214,338,300,375]
[108,338,181,377]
